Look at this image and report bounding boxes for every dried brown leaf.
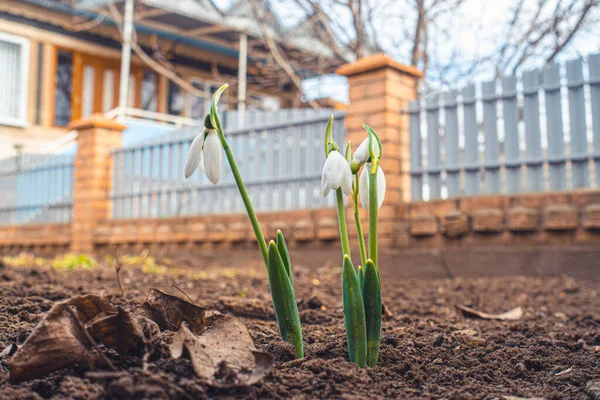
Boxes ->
[456,305,523,320]
[9,295,144,382]
[142,288,205,334]
[9,301,98,382]
[87,307,145,355]
[170,315,274,387]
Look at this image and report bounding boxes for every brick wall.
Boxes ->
[4,54,600,259]
[402,191,600,248]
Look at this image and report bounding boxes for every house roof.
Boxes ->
[17,0,347,86]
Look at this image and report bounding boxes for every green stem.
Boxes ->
[221,139,268,264]
[335,188,351,258]
[368,171,378,267]
[353,177,367,267]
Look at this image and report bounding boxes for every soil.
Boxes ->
[1,256,600,399]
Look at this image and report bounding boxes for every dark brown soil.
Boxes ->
[1,257,600,399]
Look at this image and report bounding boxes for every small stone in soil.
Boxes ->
[432,333,445,347]
[106,375,135,400]
[381,334,398,347]
[587,380,600,400]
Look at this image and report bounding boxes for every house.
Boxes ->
[0,0,346,158]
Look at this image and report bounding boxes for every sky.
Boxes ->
[213,0,600,102]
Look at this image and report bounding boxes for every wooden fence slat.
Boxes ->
[543,62,567,190]
[502,75,521,193]
[589,53,600,187]
[566,57,589,188]
[444,90,460,197]
[482,79,501,193]
[409,100,422,200]
[462,84,480,195]
[426,95,441,199]
[522,69,544,191]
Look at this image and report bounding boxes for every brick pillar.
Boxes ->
[337,53,422,247]
[69,115,125,253]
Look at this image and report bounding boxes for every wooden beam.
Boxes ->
[134,8,170,21]
[186,25,232,37]
[40,43,57,127]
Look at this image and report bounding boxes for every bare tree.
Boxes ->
[494,0,600,76]
[287,0,599,87]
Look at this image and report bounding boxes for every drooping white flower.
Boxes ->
[202,129,222,184]
[184,129,222,183]
[321,150,352,197]
[184,132,205,179]
[352,137,370,164]
[359,163,386,210]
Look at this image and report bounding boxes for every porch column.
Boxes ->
[337,53,423,247]
[237,33,248,129]
[69,115,125,253]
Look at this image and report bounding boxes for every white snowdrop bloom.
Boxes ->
[184,132,205,179]
[202,129,222,184]
[352,137,370,164]
[359,163,386,210]
[321,150,353,197]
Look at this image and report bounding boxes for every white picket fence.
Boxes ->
[409,53,600,200]
[111,109,346,219]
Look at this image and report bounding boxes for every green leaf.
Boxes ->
[210,84,228,136]
[344,141,352,162]
[276,230,292,283]
[357,265,364,292]
[362,124,382,168]
[362,259,381,367]
[324,115,334,155]
[267,241,303,358]
[342,255,367,367]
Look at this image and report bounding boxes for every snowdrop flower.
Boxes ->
[359,163,386,210]
[184,132,205,179]
[353,137,370,164]
[321,150,352,197]
[202,129,222,184]
[184,129,222,184]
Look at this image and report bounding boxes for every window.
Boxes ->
[141,70,158,112]
[54,50,73,126]
[0,32,30,127]
[167,81,184,115]
[188,80,215,120]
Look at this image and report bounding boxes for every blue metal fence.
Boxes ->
[409,53,600,201]
[0,153,75,224]
[111,110,346,219]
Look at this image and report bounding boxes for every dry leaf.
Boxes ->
[142,288,205,334]
[0,343,17,359]
[456,305,523,320]
[170,315,274,387]
[87,307,145,355]
[9,300,98,382]
[9,295,144,382]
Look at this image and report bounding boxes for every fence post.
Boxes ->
[337,53,422,246]
[69,114,125,253]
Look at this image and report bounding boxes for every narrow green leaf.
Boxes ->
[342,255,367,367]
[344,141,352,162]
[358,265,364,292]
[267,241,303,358]
[324,115,334,155]
[210,83,228,135]
[363,259,382,367]
[276,230,292,283]
[362,124,382,166]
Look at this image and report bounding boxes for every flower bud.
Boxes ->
[359,163,386,210]
[321,150,353,197]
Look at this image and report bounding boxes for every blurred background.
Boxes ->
[0,0,599,280]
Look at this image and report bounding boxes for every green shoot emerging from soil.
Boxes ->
[184,84,303,358]
[322,119,385,367]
